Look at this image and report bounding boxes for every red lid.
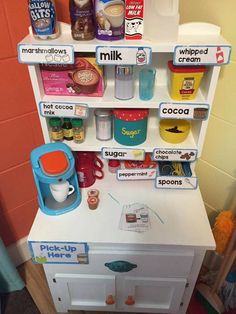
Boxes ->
[168,60,206,73]
[108,160,121,167]
[40,151,69,175]
[113,109,149,121]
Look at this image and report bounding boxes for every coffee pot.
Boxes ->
[31,143,81,215]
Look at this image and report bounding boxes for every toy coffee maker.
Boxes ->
[31,143,81,216]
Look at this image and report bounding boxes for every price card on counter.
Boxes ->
[174,45,231,65]
[28,241,89,264]
[39,102,89,119]
[18,44,74,64]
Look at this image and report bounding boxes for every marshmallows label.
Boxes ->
[155,176,198,190]
[102,147,145,160]
[117,168,157,181]
[39,102,89,119]
[29,241,89,264]
[96,46,151,65]
[18,44,74,64]
[153,148,197,162]
[159,103,209,120]
[174,45,231,65]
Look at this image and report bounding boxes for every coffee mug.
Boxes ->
[103,0,125,28]
[75,152,104,188]
[50,180,75,203]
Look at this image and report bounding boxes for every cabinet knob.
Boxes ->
[106,294,115,305]
[125,295,135,305]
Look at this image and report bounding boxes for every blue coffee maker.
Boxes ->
[31,142,81,216]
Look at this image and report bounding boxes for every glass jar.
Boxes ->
[49,118,63,142]
[62,118,73,141]
[115,66,134,100]
[94,109,113,141]
[71,118,85,144]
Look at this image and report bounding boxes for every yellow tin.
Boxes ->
[160,119,190,144]
[168,61,206,101]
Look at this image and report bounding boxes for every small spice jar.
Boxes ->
[71,118,85,144]
[115,66,134,100]
[94,109,113,141]
[62,118,73,141]
[49,118,63,142]
[108,160,121,173]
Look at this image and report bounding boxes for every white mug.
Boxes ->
[49,180,75,203]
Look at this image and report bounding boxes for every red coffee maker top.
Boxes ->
[40,151,69,176]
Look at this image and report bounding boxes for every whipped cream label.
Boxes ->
[159,103,209,120]
[117,168,156,181]
[156,176,198,189]
[96,46,151,65]
[174,45,231,65]
[39,102,88,119]
[153,148,197,162]
[102,147,145,160]
[18,44,74,64]
[29,241,89,264]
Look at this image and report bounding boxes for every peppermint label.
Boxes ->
[117,168,156,181]
[174,45,231,65]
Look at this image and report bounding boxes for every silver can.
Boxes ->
[94,109,113,141]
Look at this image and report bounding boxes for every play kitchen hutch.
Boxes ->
[18,0,231,313]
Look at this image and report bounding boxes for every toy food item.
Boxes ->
[40,55,105,97]
[168,60,206,101]
[87,196,99,210]
[159,119,190,144]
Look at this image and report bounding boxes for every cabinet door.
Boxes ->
[55,273,116,311]
[121,276,186,313]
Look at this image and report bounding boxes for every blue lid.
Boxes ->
[226,271,236,283]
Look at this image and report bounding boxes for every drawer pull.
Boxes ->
[125,295,135,305]
[105,260,137,273]
[106,294,115,305]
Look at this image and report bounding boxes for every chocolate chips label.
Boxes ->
[174,45,231,65]
[96,46,152,65]
[159,103,209,120]
[152,148,197,162]
[39,102,88,119]
[18,44,74,64]
[102,147,145,160]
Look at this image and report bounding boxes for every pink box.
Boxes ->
[40,55,105,97]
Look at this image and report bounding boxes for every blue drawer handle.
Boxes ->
[105,260,137,273]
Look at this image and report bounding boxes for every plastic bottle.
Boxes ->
[69,0,95,40]
[28,0,59,40]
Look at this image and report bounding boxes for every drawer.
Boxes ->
[45,249,194,278]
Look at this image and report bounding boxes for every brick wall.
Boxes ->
[0,0,69,246]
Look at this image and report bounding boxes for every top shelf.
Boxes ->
[19,22,230,54]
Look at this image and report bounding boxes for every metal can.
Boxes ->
[94,109,113,141]
[28,0,59,39]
